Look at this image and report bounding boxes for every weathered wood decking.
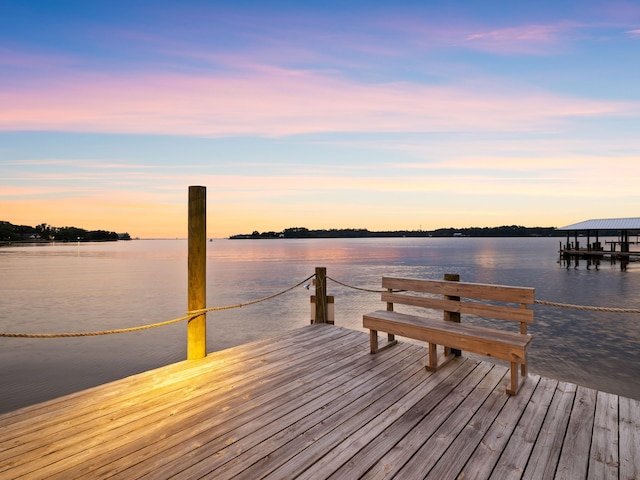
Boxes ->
[1,324,638,479]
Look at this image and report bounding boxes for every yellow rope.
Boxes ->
[187,273,315,315]
[534,299,640,313]
[0,273,315,338]
[0,315,191,338]
[327,276,385,293]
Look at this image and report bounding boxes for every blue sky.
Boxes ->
[1,1,639,237]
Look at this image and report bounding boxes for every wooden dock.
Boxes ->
[1,324,638,479]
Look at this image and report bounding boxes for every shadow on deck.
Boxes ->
[1,324,638,479]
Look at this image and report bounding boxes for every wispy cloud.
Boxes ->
[464,23,575,54]
[0,67,632,138]
[3,159,156,169]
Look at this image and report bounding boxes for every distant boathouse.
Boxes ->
[559,217,640,269]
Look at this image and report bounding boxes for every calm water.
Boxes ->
[1,237,639,414]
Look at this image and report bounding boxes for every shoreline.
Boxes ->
[0,239,127,247]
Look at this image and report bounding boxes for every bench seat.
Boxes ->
[364,309,531,364]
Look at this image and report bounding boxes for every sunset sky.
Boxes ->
[1,1,639,238]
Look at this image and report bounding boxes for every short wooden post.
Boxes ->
[188,186,207,359]
[444,273,461,356]
[314,267,327,323]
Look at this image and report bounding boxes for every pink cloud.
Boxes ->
[464,23,574,54]
[368,15,578,56]
[0,68,632,138]
[590,1,640,23]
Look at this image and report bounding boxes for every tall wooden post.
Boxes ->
[188,186,207,359]
[444,273,461,356]
[314,267,327,324]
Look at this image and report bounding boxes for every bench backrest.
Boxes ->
[381,276,534,332]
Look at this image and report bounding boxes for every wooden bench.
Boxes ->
[363,276,534,394]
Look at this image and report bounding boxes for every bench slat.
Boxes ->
[381,292,534,323]
[382,277,535,304]
[364,310,530,364]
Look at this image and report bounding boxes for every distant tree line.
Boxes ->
[229,225,562,239]
[0,221,130,243]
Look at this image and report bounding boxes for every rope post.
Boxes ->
[444,273,461,356]
[314,267,327,324]
[188,186,206,359]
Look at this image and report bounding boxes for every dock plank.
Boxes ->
[330,362,492,480]
[423,368,525,480]
[1,327,364,479]
[197,346,433,480]
[555,385,598,480]
[522,381,576,480]
[588,391,619,480]
[396,364,507,479]
[50,329,370,479]
[0,324,637,480]
[452,374,540,480]
[488,376,558,480]
[258,354,470,480]
[147,344,427,479]
[619,396,640,480]
[326,361,492,480]
[0,323,334,441]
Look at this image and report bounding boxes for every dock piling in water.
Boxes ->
[188,185,207,359]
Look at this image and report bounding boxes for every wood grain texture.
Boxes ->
[382,276,535,303]
[364,310,530,362]
[0,324,636,480]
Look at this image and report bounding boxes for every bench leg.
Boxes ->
[369,330,398,354]
[426,343,456,371]
[370,329,378,354]
[427,343,438,370]
[507,362,518,395]
[507,361,528,395]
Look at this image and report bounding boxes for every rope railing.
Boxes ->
[533,299,640,313]
[327,275,386,293]
[0,273,315,338]
[2,272,638,339]
[0,315,193,339]
[187,273,315,316]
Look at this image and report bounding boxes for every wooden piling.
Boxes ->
[188,186,206,359]
[314,267,327,324]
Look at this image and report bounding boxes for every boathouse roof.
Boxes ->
[559,217,640,231]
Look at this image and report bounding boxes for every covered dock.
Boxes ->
[558,217,640,269]
[1,324,638,479]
